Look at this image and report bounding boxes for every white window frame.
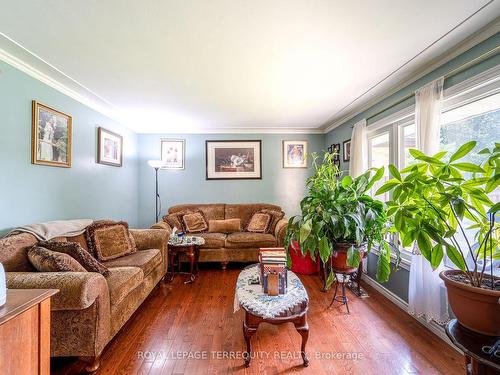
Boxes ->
[364,64,500,269]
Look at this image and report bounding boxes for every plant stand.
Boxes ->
[329,272,352,314]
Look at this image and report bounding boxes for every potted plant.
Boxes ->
[285,152,397,290]
[375,141,499,335]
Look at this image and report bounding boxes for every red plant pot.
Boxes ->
[289,241,320,275]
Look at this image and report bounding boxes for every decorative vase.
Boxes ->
[0,262,6,307]
[440,270,500,336]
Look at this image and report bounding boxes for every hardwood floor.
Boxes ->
[52,265,464,375]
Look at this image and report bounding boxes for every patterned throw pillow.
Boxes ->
[86,221,136,261]
[28,246,87,272]
[39,240,110,276]
[258,209,285,233]
[162,213,184,231]
[182,212,208,233]
[246,213,271,233]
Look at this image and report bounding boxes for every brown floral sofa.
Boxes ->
[151,203,287,268]
[0,227,168,372]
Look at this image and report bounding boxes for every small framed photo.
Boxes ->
[332,143,340,160]
[283,140,308,168]
[32,101,72,167]
[206,140,261,180]
[328,145,333,154]
[343,139,351,162]
[97,127,123,167]
[161,139,185,169]
[333,159,340,168]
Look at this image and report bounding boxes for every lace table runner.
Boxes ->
[233,264,308,319]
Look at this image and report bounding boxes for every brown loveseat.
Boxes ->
[0,227,168,372]
[151,203,287,268]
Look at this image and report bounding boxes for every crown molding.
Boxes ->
[137,127,324,134]
[322,17,500,134]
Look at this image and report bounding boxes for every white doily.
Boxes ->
[233,264,309,319]
[168,235,205,246]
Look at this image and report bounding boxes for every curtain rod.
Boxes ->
[361,45,500,124]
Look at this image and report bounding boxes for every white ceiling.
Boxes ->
[0,0,499,133]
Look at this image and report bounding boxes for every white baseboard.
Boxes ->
[361,274,459,352]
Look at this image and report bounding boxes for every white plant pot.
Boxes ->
[0,263,6,307]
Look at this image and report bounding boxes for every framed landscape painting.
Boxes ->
[32,101,72,167]
[283,140,308,168]
[161,139,185,169]
[206,140,261,180]
[97,127,123,167]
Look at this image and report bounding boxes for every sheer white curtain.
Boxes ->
[349,119,367,177]
[408,77,449,324]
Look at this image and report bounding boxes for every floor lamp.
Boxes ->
[148,160,165,223]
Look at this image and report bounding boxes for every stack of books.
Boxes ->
[259,248,288,296]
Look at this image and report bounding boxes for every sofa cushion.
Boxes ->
[0,233,38,272]
[225,204,282,227]
[225,232,277,248]
[246,213,271,233]
[28,246,87,272]
[169,204,225,222]
[86,221,136,261]
[103,249,162,277]
[208,219,241,233]
[182,211,208,233]
[65,233,90,251]
[39,240,110,276]
[105,266,144,306]
[197,233,227,249]
[258,209,285,233]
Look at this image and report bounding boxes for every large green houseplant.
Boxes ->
[285,152,397,289]
[376,141,499,335]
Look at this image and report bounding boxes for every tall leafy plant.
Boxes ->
[285,152,397,286]
[376,141,499,288]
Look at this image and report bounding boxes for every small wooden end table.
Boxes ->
[445,319,500,375]
[235,265,310,367]
[166,236,204,284]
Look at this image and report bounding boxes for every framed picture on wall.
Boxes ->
[97,127,123,167]
[206,140,261,180]
[161,139,185,169]
[282,140,308,168]
[333,159,340,168]
[343,139,351,162]
[32,101,72,168]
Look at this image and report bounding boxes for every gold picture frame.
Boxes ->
[32,101,72,168]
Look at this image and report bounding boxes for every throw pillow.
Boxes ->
[39,240,110,276]
[182,212,208,233]
[208,219,241,233]
[259,209,285,233]
[162,213,184,231]
[246,213,271,233]
[28,246,88,273]
[86,221,136,261]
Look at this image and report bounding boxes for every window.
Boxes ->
[366,65,500,264]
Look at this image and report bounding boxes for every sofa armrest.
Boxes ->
[6,271,109,311]
[130,229,169,251]
[150,221,172,233]
[275,218,288,246]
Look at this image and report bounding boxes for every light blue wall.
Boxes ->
[137,134,324,228]
[326,32,500,298]
[0,61,139,235]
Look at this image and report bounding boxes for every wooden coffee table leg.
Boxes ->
[167,250,176,283]
[185,246,196,284]
[242,320,257,367]
[294,314,310,367]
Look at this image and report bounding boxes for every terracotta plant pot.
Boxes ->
[331,243,365,274]
[439,270,500,336]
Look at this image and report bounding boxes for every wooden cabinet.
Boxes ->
[0,289,58,375]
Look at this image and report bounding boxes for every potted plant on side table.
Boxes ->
[375,141,499,336]
[285,152,399,290]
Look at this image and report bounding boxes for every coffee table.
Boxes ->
[166,236,204,284]
[234,264,309,367]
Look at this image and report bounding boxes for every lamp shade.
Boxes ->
[148,160,165,169]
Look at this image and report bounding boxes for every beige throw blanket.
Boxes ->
[6,219,93,241]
